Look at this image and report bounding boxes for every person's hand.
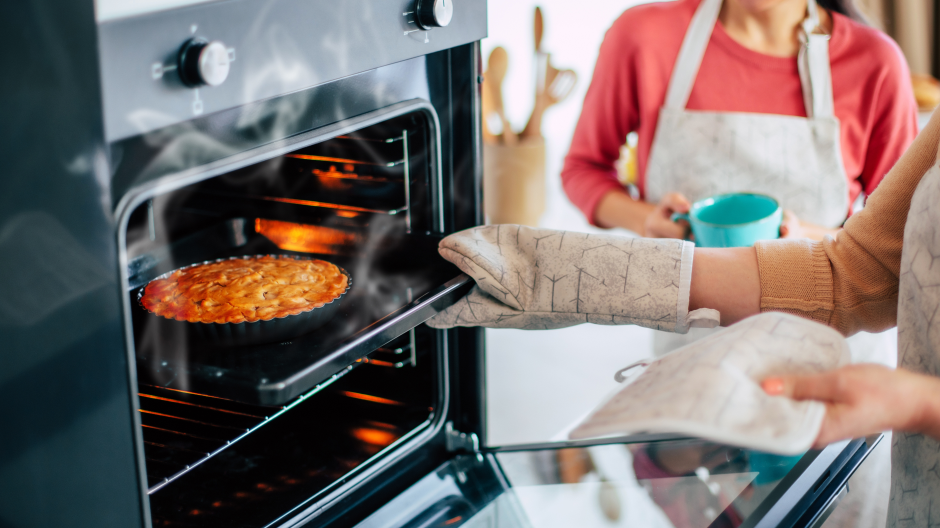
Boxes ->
[644,193,691,239]
[761,364,940,448]
[779,210,804,239]
[780,210,840,241]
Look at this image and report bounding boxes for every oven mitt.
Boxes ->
[425,225,719,333]
[568,312,851,455]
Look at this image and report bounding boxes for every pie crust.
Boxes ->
[141,256,348,324]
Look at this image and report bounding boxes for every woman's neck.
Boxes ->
[718,0,831,57]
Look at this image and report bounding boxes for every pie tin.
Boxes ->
[137,254,351,347]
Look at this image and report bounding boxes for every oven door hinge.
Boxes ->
[445,421,480,453]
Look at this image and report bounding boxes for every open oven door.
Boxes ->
[354,432,881,528]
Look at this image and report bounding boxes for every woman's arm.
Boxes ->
[560,13,643,228]
[780,210,840,241]
[762,365,940,446]
[689,247,761,326]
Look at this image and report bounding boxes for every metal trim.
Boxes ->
[484,432,692,453]
[750,439,856,528]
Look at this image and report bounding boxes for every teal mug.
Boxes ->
[670,193,782,248]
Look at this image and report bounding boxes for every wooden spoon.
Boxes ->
[534,7,548,93]
[486,46,517,145]
[534,6,544,52]
[481,67,498,143]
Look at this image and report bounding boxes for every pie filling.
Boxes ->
[141,256,349,324]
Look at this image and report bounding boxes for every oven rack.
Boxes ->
[141,330,429,494]
[129,219,470,405]
[142,364,356,494]
[357,328,417,368]
[283,128,420,181]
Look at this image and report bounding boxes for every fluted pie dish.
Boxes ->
[138,255,351,346]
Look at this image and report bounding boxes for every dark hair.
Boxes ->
[816,0,868,25]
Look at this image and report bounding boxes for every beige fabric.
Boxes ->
[755,108,940,335]
[426,225,718,332]
[884,164,940,525]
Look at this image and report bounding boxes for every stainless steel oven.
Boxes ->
[0,0,880,526]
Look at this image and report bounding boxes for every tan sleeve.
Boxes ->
[755,109,940,336]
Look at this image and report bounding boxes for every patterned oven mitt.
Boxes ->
[426,225,719,333]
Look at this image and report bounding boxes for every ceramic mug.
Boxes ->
[671,193,782,248]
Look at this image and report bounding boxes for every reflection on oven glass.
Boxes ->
[491,442,807,528]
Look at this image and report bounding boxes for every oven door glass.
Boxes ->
[123,102,468,407]
[355,435,879,528]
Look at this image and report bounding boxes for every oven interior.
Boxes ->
[122,110,459,527]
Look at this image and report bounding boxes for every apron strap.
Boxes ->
[798,0,834,118]
[664,0,834,119]
[664,0,723,110]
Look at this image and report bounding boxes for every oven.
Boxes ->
[1,0,881,526]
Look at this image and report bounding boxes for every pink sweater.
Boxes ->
[561,0,918,225]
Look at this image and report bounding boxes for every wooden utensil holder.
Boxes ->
[483,138,546,226]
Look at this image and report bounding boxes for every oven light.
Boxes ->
[286,154,377,165]
[350,427,398,446]
[340,391,405,406]
[255,218,359,254]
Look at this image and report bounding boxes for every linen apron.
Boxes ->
[886,164,940,526]
[644,0,849,228]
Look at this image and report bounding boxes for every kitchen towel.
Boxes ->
[569,312,851,454]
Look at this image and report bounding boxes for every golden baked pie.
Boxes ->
[141,256,348,324]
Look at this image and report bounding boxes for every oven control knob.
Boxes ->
[177,38,231,87]
[415,0,453,29]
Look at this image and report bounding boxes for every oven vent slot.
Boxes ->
[141,364,356,494]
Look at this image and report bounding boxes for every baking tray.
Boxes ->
[128,218,470,405]
[137,255,351,346]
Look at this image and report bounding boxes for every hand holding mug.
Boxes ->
[645,192,691,239]
[781,209,841,241]
[670,193,782,248]
[780,210,804,239]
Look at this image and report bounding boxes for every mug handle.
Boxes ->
[670,212,692,241]
[670,212,690,223]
